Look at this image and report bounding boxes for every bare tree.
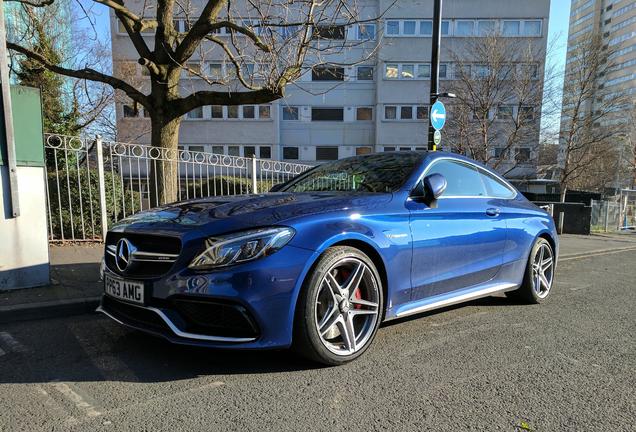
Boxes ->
[6,0,115,136]
[445,34,557,178]
[5,0,384,204]
[557,34,631,202]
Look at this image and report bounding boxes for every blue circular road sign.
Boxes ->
[430,100,446,131]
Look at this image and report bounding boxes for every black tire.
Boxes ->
[506,237,555,304]
[293,246,384,366]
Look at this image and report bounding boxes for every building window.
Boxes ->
[243,105,256,119]
[212,146,224,154]
[244,146,257,157]
[515,148,531,163]
[227,106,239,119]
[356,147,373,156]
[503,20,520,36]
[313,25,345,40]
[185,63,202,77]
[282,106,299,120]
[186,106,203,119]
[386,20,400,35]
[477,20,495,36]
[123,105,137,118]
[403,20,416,35]
[357,66,374,81]
[385,64,399,79]
[228,146,240,156]
[311,108,344,121]
[259,105,271,119]
[385,105,429,121]
[385,105,397,120]
[418,64,431,79]
[419,20,432,36]
[523,20,542,36]
[401,64,415,79]
[283,147,299,160]
[312,66,345,81]
[316,146,339,160]
[259,146,272,159]
[439,64,448,79]
[493,147,509,159]
[497,106,513,120]
[456,20,475,36]
[441,20,450,36]
[211,105,223,118]
[356,107,373,121]
[357,23,376,40]
[519,106,535,121]
[188,145,204,153]
[521,63,539,79]
[209,63,222,79]
[384,146,396,152]
[474,64,490,78]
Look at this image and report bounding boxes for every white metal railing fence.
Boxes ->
[44,133,312,242]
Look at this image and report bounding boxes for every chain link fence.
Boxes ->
[44,133,312,242]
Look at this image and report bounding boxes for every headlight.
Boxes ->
[189,227,295,270]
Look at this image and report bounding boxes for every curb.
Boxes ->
[0,296,101,324]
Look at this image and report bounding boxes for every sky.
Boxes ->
[83,0,572,139]
[541,0,572,140]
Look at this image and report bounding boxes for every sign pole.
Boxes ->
[428,0,443,151]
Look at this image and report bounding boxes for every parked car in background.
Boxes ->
[98,151,558,365]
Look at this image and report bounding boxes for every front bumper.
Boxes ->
[98,244,317,350]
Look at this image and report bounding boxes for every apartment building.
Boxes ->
[564,0,636,106]
[112,0,550,179]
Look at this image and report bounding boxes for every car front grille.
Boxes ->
[170,298,259,339]
[102,295,169,332]
[102,295,260,341]
[105,232,181,279]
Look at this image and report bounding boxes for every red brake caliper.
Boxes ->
[353,287,362,309]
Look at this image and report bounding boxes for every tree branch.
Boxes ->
[173,0,226,63]
[7,41,149,107]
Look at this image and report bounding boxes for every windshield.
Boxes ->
[280,152,424,193]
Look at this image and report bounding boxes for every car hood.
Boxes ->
[111,192,392,237]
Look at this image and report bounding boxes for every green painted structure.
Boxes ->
[0,85,45,167]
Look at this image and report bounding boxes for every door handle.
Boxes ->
[486,207,500,217]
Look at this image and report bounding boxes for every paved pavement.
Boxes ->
[0,249,634,431]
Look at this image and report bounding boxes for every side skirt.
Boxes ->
[390,281,518,319]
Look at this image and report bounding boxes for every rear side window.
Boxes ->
[426,160,486,197]
[479,169,516,199]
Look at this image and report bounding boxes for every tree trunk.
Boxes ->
[149,115,182,206]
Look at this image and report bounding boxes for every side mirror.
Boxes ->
[412,173,447,207]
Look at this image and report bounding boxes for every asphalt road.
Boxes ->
[0,251,634,432]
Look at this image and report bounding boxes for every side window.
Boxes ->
[479,169,516,199]
[426,160,486,197]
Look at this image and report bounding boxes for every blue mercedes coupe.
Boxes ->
[98,151,558,365]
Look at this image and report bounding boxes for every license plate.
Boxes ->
[104,274,144,305]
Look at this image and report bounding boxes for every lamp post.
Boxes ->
[427,0,443,151]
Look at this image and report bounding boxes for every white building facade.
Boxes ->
[112,0,550,178]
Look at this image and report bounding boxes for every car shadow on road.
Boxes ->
[0,295,519,384]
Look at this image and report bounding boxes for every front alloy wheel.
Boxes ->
[507,237,555,304]
[294,247,383,365]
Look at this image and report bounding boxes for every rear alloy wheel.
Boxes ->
[294,247,383,365]
[507,238,555,304]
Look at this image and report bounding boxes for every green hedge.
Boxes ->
[47,168,139,240]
